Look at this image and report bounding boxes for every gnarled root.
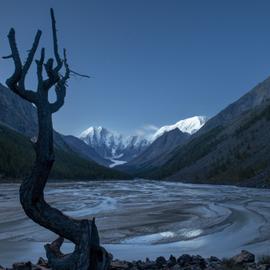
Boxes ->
[45,219,111,270]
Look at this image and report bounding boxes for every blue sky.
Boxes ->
[1,0,270,136]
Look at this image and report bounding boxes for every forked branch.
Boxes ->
[3,28,38,103]
[19,30,42,90]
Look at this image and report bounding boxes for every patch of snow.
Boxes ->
[109,159,127,168]
[78,116,207,161]
[151,116,207,142]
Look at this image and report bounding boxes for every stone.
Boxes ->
[191,255,206,268]
[143,259,156,270]
[177,254,192,266]
[167,255,177,267]
[155,256,167,266]
[12,262,32,270]
[36,258,47,267]
[111,260,129,269]
[170,265,181,270]
[246,263,258,270]
[232,250,255,264]
[208,256,220,263]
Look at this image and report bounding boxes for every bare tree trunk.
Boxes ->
[3,9,110,270]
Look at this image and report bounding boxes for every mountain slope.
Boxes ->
[0,123,129,180]
[121,129,190,173]
[0,83,38,136]
[150,116,207,141]
[0,83,128,179]
[117,116,207,173]
[141,77,270,187]
[61,135,110,167]
[196,76,270,135]
[79,127,149,163]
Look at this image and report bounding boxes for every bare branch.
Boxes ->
[5,28,22,88]
[19,30,42,89]
[49,49,69,113]
[70,69,91,78]
[4,28,37,103]
[41,9,64,90]
[2,54,12,59]
[35,48,45,86]
[62,48,70,82]
[50,8,63,72]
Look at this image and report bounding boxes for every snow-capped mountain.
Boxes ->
[79,127,149,167]
[79,116,207,167]
[151,116,207,142]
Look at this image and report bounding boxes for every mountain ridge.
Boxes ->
[79,126,150,164]
[79,116,207,167]
[0,83,128,180]
[136,76,270,187]
[150,115,207,141]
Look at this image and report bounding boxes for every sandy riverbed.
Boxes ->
[1,180,270,266]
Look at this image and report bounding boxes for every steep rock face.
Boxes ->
[79,127,149,162]
[117,116,207,173]
[80,116,207,168]
[121,129,190,173]
[151,116,207,141]
[0,83,38,136]
[0,83,70,151]
[61,135,110,167]
[120,135,149,161]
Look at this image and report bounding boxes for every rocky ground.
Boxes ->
[1,250,270,270]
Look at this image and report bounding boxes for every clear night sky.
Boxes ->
[1,0,270,136]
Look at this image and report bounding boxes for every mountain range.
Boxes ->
[1,73,270,187]
[79,116,207,167]
[0,83,128,180]
[125,76,270,187]
[79,127,149,167]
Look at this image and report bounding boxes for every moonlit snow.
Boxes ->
[1,180,270,266]
[150,116,208,141]
[109,158,127,168]
[78,116,207,166]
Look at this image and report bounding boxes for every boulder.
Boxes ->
[36,258,47,267]
[167,255,177,267]
[177,254,192,266]
[12,262,32,270]
[155,256,167,266]
[110,260,129,269]
[232,250,255,264]
[208,256,220,263]
[191,255,206,268]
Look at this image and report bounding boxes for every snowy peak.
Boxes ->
[80,126,121,150]
[79,116,207,167]
[151,116,207,141]
[79,126,149,162]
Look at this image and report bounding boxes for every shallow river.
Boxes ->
[1,180,270,266]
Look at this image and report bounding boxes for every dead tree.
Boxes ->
[3,9,110,270]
